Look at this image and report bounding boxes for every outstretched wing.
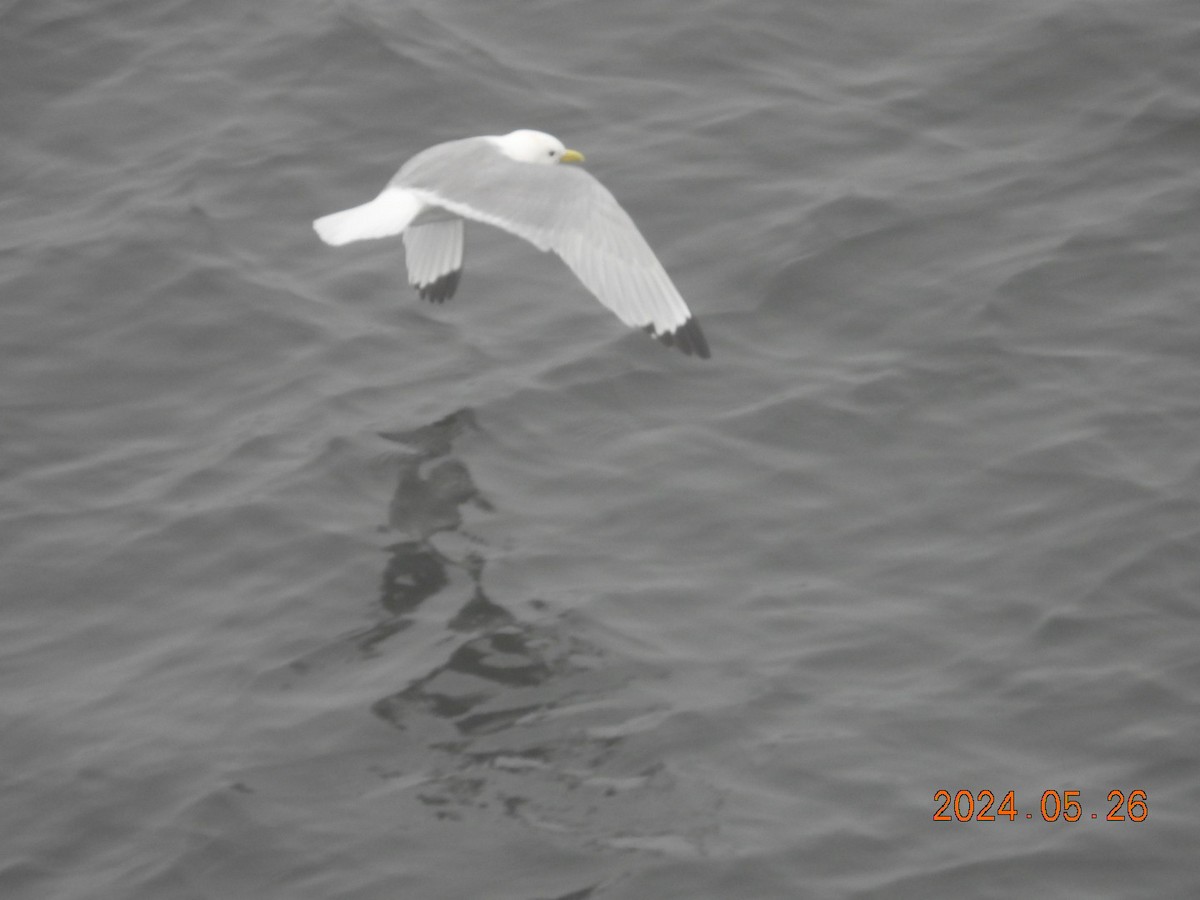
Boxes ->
[395,138,709,357]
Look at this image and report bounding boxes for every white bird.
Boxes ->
[313,129,710,358]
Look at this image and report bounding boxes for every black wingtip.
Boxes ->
[415,269,462,304]
[644,318,711,359]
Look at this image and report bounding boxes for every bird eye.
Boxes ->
[548,149,555,156]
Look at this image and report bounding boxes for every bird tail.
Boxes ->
[313,188,422,246]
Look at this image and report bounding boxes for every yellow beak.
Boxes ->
[560,149,585,164]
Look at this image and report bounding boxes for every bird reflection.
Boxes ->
[366,409,559,725]
[275,407,712,851]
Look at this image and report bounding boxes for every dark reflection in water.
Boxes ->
[318,410,718,852]
[367,410,589,733]
[378,541,448,618]
[348,410,509,652]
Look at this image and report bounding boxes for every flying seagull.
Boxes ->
[313,129,710,358]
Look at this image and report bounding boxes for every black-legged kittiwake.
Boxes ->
[313,129,710,358]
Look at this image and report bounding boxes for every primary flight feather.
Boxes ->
[313,129,710,358]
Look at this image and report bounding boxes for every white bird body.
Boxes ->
[313,130,710,358]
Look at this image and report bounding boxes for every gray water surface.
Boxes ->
[3,1,1198,897]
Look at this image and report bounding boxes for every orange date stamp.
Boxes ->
[933,789,1148,822]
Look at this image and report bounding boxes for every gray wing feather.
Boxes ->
[392,139,694,336]
[402,219,464,302]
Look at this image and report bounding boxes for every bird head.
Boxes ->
[494,129,585,165]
